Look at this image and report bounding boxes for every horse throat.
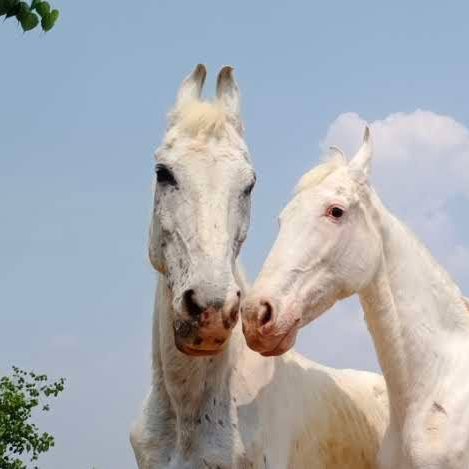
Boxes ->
[152,274,238,452]
[359,206,469,422]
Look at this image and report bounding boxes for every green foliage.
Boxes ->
[0,0,59,32]
[0,367,65,469]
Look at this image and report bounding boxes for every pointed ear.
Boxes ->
[349,126,373,184]
[175,64,207,108]
[216,66,240,116]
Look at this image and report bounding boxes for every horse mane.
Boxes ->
[294,151,347,195]
[463,296,469,314]
[173,99,227,137]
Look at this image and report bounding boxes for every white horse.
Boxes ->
[130,66,389,468]
[242,127,469,468]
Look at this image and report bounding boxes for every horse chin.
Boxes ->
[176,342,226,357]
[243,319,299,357]
[174,328,232,357]
[259,324,299,357]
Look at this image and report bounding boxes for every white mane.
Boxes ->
[294,152,346,195]
[172,99,228,137]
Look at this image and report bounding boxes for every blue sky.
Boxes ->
[1,2,468,468]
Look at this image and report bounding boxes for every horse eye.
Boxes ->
[243,176,256,196]
[156,165,177,186]
[327,206,344,219]
[243,182,255,196]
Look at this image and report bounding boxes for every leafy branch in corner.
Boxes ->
[0,366,65,469]
[0,0,59,32]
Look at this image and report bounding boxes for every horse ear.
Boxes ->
[349,126,373,184]
[216,66,240,116]
[175,64,207,108]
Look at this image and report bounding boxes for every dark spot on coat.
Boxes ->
[218,419,224,427]
[196,417,201,425]
[264,454,268,468]
[205,414,211,422]
[432,401,447,415]
[213,398,216,405]
[174,320,192,338]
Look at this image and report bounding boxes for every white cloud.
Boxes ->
[324,110,469,207]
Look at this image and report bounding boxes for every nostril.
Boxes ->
[236,290,241,299]
[183,289,204,317]
[258,300,273,327]
[230,304,239,322]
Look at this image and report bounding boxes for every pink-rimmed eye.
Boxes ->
[326,205,345,220]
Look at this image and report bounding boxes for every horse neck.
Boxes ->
[359,190,469,420]
[152,271,244,435]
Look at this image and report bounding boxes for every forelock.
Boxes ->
[170,99,229,137]
[294,153,347,195]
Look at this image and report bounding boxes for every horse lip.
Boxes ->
[259,319,300,357]
[177,343,225,357]
[175,331,229,356]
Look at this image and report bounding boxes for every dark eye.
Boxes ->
[243,183,254,196]
[326,205,344,220]
[243,176,256,196]
[156,165,177,186]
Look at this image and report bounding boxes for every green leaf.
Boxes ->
[40,7,57,31]
[0,0,9,15]
[0,0,18,15]
[4,0,19,17]
[34,0,48,16]
[16,1,29,18]
[0,366,65,467]
[19,11,38,30]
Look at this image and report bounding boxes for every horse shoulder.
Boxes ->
[320,370,388,468]
[311,366,389,467]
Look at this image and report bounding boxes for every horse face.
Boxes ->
[149,65,255,356]
[241,129,382,356]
